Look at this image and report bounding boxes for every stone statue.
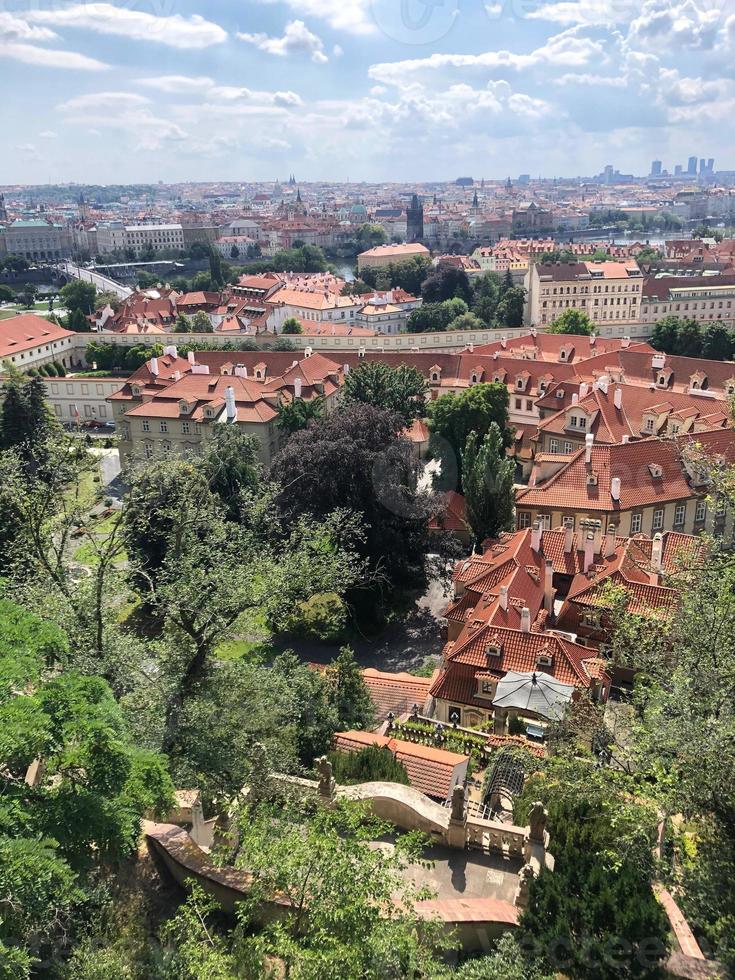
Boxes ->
[528,801,547,843]
[450,783,465,822]
[316,756,335,800]
[515,862,536,909]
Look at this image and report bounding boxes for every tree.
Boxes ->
[94,289,120,312]
[546,309,596,335]
[495,285,525,327]
[281,315,303,334]
[450,311,486,331]
[208,247,224,288]
[326,645,376,731]
[406,298,468,333]
[421,261,472,305]
[276,394,324,434]
[649,315,681,354]
[230,244,240,259]
[360,256,430,295]
[200,424,261,520]
[471,271,502,324]
[442,934,554,980]
[701,321,733,361]
[61,279,97,315]
[342,360,428,424]
[428,383,512,481]
[0,284,14,303]
[515,758,667,979]
[0,598,172,968]
[462,423,516,546]
[329,745,409,785]
[229,798,448,977]
[677,317,703,358]
[67,307,91,332]
[0,375,58,461]
[16,283,38,308]
[190,310,213,333]
[271,403,438,592]
[174,312,192,333]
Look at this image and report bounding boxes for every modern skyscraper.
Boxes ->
[707,158,715,174]
[674,165,683,176]
[687,156,698,175]
[699,158,706,174]
[651,160,662,177]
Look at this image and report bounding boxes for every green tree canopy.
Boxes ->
[281,316,303,334]
[546,309,596,335]
[60,279,97,315]
[428,382,512,482]
[342,360,428,424]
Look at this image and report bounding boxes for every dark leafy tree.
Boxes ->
[496,285,525,327]
[546,309,596,335]
[60,279,97,315]
[329,745,409,785]
[428,382,512,481]
[421,261,473,304]
[326,645,376,731]
[701,321,734,361]
[276,394,324,434]
[281,316,303,334]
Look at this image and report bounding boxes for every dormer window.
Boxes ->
[587,471,598,486]
[485,643,502,663]
[430,364,442,383]
[536,651,554,668]
[644,417,655,431]
[658,374,667,386]
[131,384,141,397]
[648,463,663,478]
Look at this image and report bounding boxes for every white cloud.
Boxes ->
[137,75,304,108]
[0,42,108,70]
[28,3,226,50]
[628,0,722,50]
[59,92,152,112]
[238,19,328,63]
[38,130,58,139]
[528,0,634,26]
[256,0,375,35]
[368,28,602,85]
[0,12,57,42]
[553,72,628,86]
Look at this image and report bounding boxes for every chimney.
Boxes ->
[501,335,507,349]
[611,476,621,502]
[571,392,579,406]
[598,376,609,395]
[150,356,159,377]
[188,350,196,365]
[604,523,617,558]
[468,342,474,353]
[520,607,531,633]
[584,532,595,573]
[225,385,237,422]
[651,532,663,571]
[613,386,623,410]
[173,370,181,381]
[234,364,248,378]
[585,432,594,464]
[304,346,313,358]
[164,344,178,358]
[564,518,574,554]
[592,520,602,555]
[343,363,350,375]
[579,382,589,398]
[544,559,554,613]
[621,336,630,348]
[499,585,509,611]
[622,434,630,444]
[531,520,542,552]
[294,377,302,399]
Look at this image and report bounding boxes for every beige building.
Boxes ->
[110,346,344,468]
[0,314,76,371]
[357,242,430,273]
[516,431,735,540]
[46,376,124,423]
[0,219,71,261]
[640,275,735,327]
[525,260,644,328]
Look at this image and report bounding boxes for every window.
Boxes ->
[481,680,495,694]
[517,511,532,529]
[578,416,587,429]
[539,514,551,529]
[695,500,707,522]
[160,421,168,433]
[652,509,664,531]
[630,513,642,534]
[182,421,190,434]
[563,441,574,454]
[142,419,150,432]
[549,438,559,453]
[674,503,686,527]
[515,398,522,410]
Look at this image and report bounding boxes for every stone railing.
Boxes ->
[465,816,526,858]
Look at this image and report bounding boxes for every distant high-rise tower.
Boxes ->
[687,156,698,175]
[650,160,662,177]
[707,157,715,174]
[675,164,683,176]
[406,193,424,242]
[0,194,7,224]
[699,158,706,175]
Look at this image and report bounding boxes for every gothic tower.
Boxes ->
[406,193,424,242]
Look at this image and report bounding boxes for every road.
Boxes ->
[61,262,133,301]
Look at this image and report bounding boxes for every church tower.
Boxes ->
[0,194,7,224]
[406,193,424,243]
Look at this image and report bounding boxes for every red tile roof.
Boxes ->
[361,668,434,721]
[0,313,73,359]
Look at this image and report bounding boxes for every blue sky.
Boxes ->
[1,0,732,184]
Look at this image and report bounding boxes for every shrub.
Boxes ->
[53,361,66,377]
[286,592,348,642]
[329,745,410,786]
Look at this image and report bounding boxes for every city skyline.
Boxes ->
[3,0,735,184]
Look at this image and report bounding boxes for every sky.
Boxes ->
[1,0,733,185]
